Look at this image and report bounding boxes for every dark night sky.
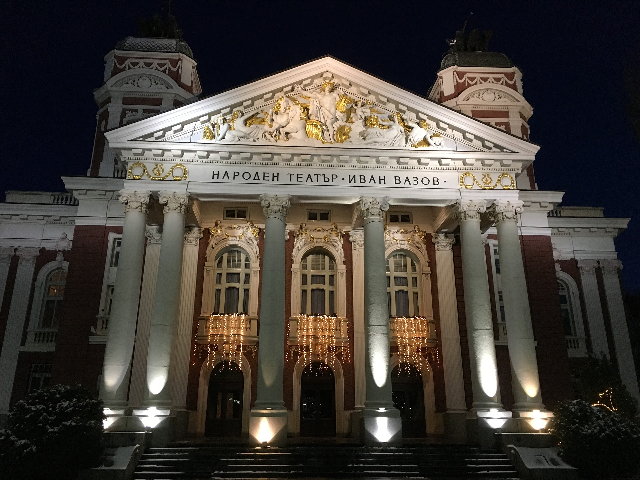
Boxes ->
[1,1,639,292]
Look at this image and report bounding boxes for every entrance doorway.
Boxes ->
[205,361,243,437]
[300,362,336,437]
[392,364,426,437]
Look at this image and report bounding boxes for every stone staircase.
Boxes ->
[133,442,520,479]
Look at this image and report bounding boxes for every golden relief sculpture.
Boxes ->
[459,172,516,190]
[127,161,188,181]
[199,79,448,149]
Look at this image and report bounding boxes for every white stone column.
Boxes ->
[600,259,640,401]
[0,247,39,416]
[577,259,610,357]
[490,201,543,411]
[100,191,149,406]
[128,225,162,407]
[249,194,290,446]
[434,234,467,437]
[145,192,189,406]
[0,248,14,309]
[360,196,402,445]
[169,227,203,409]
[349,229,366,409]
[456,200,502,410]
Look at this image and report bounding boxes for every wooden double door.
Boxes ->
[205,362,243,437]
[300,362,336,437]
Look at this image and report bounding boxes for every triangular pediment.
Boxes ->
[106,56,538,156]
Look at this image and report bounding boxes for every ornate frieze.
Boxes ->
[434,233,455,251]
[385,226,429,260]
[455,200,486,222]
[359,196,389,222]
[461,88,519,103]
[260,194,290,222]
[159,192,189,214]
[120,190,150,214]
[292,223,345,264]
[460,172,515,190]
[127,161,187,181]
[113,74,171,90]
[488,200,524,224]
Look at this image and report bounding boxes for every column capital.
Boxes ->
[359,196,389,222]
[488,200,524,224]
[0,247,14,265]
[600,259,622,275]
[16,247,39,263]
[434,233,455,251]
[260,194,290,221]
[455,199,486,222]
[145,225,163,244]
[159,192,189,214]
[577,259,599,274]
[120,190,150,214]
[349,229,364,250]
[184,227,203,246]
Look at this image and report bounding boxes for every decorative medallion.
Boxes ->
[127,161,188,181]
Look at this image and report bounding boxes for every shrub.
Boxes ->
[552,399,640,479]
[0,384,104,480]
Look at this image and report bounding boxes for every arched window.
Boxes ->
[213,248,251,314]
[300,251,336,315]
[387,252,420,317]
[40,269,66,328]
[558,279,576,336]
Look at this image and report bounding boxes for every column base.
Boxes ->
[361,407,402,446]
[249,409,288,447]
[444,410,468,441]
[467,409,512,449]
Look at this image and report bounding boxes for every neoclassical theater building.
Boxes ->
[0,35,636,445]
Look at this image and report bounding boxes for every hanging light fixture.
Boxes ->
[204,313,246,368]
[295,314,349,370]
[393,316,430,373]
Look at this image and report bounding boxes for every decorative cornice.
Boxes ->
[184,226,203,246]
[455,199,486,222]
[159,192,189,214]
[292,223,345,264]
[488,200,523,224]
[600,259,622,275]
[349,229,364,250]
[145,225,163,244]
[577,259,598,275]
[359,196,389,222]
[434,233,455,251]
[120,190,150,214]
[385,226,428,259]
[260,194,290,222]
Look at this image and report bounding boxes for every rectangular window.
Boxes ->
[226,273,241,284]
[301,290,307,314]
[110,238,122,267]
[413,292,419,316]
[311,289,325,315]
[215,273,222,284]
[329,291,335,316]
[394,277,408,287]
[311,275,325,285]
[213,289,221,314]
[388,212,412,223]
[395,290,410,317]
[242,289,249,314]
[28,364,51,394]
[224,287,239,314]
[224,208,248,220]
[243,274,250,285]
[308,210,330,221]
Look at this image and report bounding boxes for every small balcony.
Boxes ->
[566,335,588,357]
[22,328,57,351]
[196,314,258,361]
[389,316,438,369]
[288,315,350,364]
